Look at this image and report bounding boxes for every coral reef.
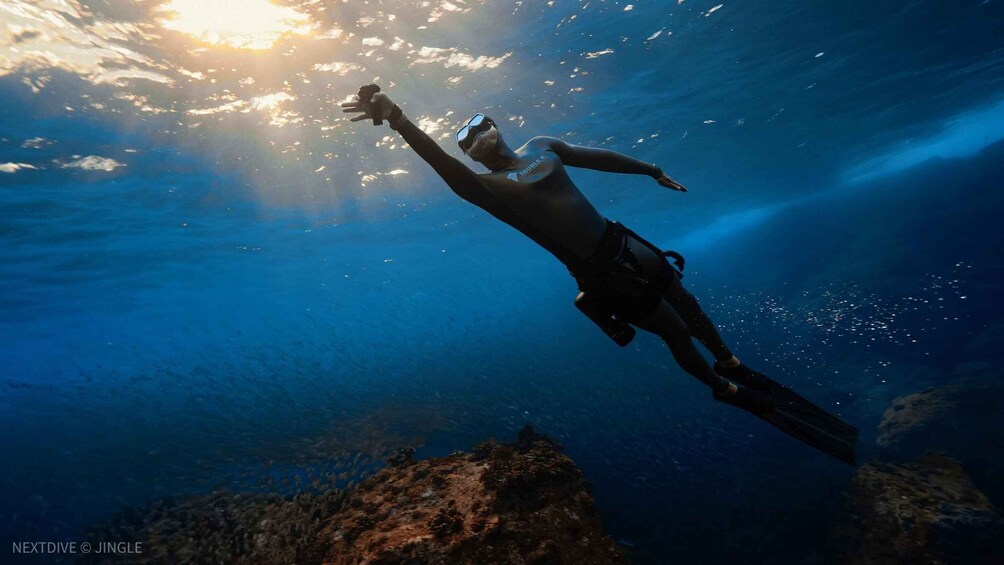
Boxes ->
[81,425,622,564]
[830,454,1004,564]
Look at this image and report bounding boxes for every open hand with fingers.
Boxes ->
[654,169,687,192]
[341,91,396,124]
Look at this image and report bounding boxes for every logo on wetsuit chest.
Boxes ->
[506,155,547,182]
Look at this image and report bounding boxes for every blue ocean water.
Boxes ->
[1,0,1003,562]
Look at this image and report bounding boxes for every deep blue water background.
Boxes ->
[2,0,1003,562]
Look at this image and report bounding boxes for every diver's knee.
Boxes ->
[673,291,708,324]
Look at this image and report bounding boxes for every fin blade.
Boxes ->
[760,399,859,465]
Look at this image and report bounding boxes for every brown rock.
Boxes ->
[874,377,1004,505]
[876,386,955,448]
[322,425,623,565]
[830,454,1004,564]
[80,426,621,564]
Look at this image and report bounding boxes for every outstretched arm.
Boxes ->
[537,136,686,191]
[341,89,585,264]
[341,92,485,202]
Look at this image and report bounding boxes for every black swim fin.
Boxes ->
[713,363,859,465]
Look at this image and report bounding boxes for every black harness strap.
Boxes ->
[662,250,685,274]
[569,220,685,290]
[567,220,690,344]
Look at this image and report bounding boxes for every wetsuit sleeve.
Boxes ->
[540,136,661,177]
[389,117,581,266]
[391,116,486,202]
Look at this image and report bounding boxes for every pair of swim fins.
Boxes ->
[713,362,859,465]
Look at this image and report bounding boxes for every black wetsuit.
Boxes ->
[392,118,607,264]
[391,117,733,387]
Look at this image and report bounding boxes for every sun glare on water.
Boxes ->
[159,0,315,50]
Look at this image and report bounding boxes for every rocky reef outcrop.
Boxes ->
[830,453,1004,564]
[322,425,622,564]
[873,374,1004,507]
[81,425,622,564]
[831,321,1004,565]
[876,379,1003,452]
[80,488,346,564]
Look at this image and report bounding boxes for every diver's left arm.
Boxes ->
[539,136,686,191]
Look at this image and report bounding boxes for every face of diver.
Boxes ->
[464,125,499,161]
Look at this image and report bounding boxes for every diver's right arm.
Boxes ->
[391,115,486,200]
[341,92,485,202]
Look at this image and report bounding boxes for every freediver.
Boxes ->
[342,86,858,464]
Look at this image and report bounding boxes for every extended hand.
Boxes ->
[341,91,395,123]
[655,171,687,192]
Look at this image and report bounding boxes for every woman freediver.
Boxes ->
[342,86,858,464]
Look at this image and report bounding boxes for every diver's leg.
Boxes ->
[623,233,738,365]
[633,299,734,394]
[660,271,737,364]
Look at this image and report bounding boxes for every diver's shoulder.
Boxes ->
[521,136,563,156]
[525,135,561,148]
